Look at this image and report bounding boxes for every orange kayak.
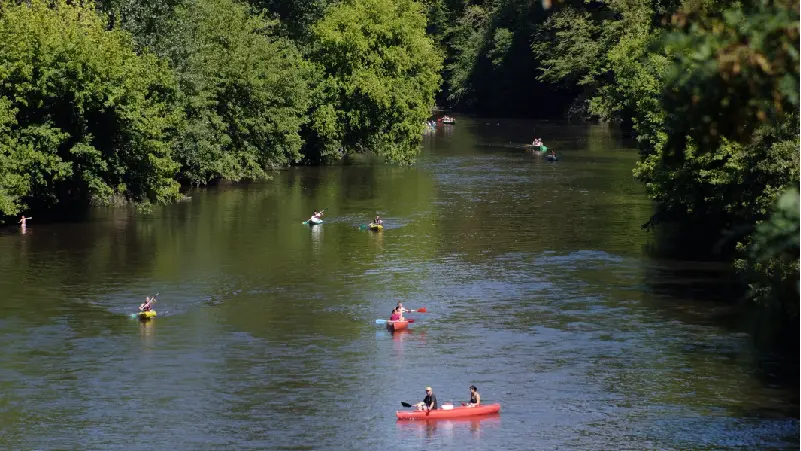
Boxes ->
[386,320,409,331]
[396,403,500,420]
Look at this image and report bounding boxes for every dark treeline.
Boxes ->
[0,0,798,361]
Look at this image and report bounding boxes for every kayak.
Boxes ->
[546,155,558,161]
[369,223,384,231]
[304,217,324,225]
[396,403,501,420]
[137,310,157,320]
[386,320,409,331]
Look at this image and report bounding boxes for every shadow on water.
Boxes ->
[639,220,799,396]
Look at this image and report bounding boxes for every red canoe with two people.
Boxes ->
[396,403,501,420]
[386,303,426,331]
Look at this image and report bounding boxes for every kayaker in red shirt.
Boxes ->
[415,387,438,411]
[389,307,404,321]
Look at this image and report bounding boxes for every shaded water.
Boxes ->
[0,118,797,450]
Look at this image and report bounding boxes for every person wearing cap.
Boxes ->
[415,387,438,411]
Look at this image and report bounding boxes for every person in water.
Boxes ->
[467,385,481,407]
[415,387,438,411]
[139,296,155,312]
[18,215,32,227]
[373,215,383,225]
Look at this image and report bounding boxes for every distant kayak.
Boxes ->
[137,310,157,320]
[386,320,409,331]
[526,144,547,152]
[396,403,501,420]
[546,155,558,161]
[369,223,384,231]
[303,217,324,225]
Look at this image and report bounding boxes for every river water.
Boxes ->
[0,118,797,450]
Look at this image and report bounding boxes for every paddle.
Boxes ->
[130,293,158,318]
[375,318,415,324]
[412,307,427,313]
[400,401,432,415]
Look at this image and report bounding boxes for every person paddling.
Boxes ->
[18,216,32,227]
[389,307,404,322]
[415,387,438,411]
[139,296,155,312]
[373,215,383,226]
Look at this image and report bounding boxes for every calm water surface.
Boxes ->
[0,118,797,450]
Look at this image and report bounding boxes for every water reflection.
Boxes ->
[396,414,501,439]
[137,318,155,345]
[310,224,323,251]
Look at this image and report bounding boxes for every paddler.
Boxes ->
[18,215,32,227]
[139,296,155,312]
[389,307,404,322]
[467,385,481,407]
[373,215,383,226]
[415,387,438,411]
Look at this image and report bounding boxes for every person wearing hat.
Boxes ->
[415,387,438,411]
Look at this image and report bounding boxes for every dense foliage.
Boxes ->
[0,0,441,216]
[306,0,442,164]
[0,0,181,215]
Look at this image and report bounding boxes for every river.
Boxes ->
[0,117,797,450]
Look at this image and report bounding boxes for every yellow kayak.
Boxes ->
[137,310,157,320]
[369,223,384,231]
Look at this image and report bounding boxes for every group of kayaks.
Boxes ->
[379,308,502,421]
[302,213,384,232]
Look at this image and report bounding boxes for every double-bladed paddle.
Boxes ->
[400,402,432,415]
[130,292,158,318]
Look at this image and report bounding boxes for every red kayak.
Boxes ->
[386,320,409,331]
[396,403,500,420]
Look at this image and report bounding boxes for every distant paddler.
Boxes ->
[18,215,32,227]
[139,296,156,312]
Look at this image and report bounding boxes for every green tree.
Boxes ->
[0,0,181,217]
[160,0,313,185]
[307,0,442,164]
